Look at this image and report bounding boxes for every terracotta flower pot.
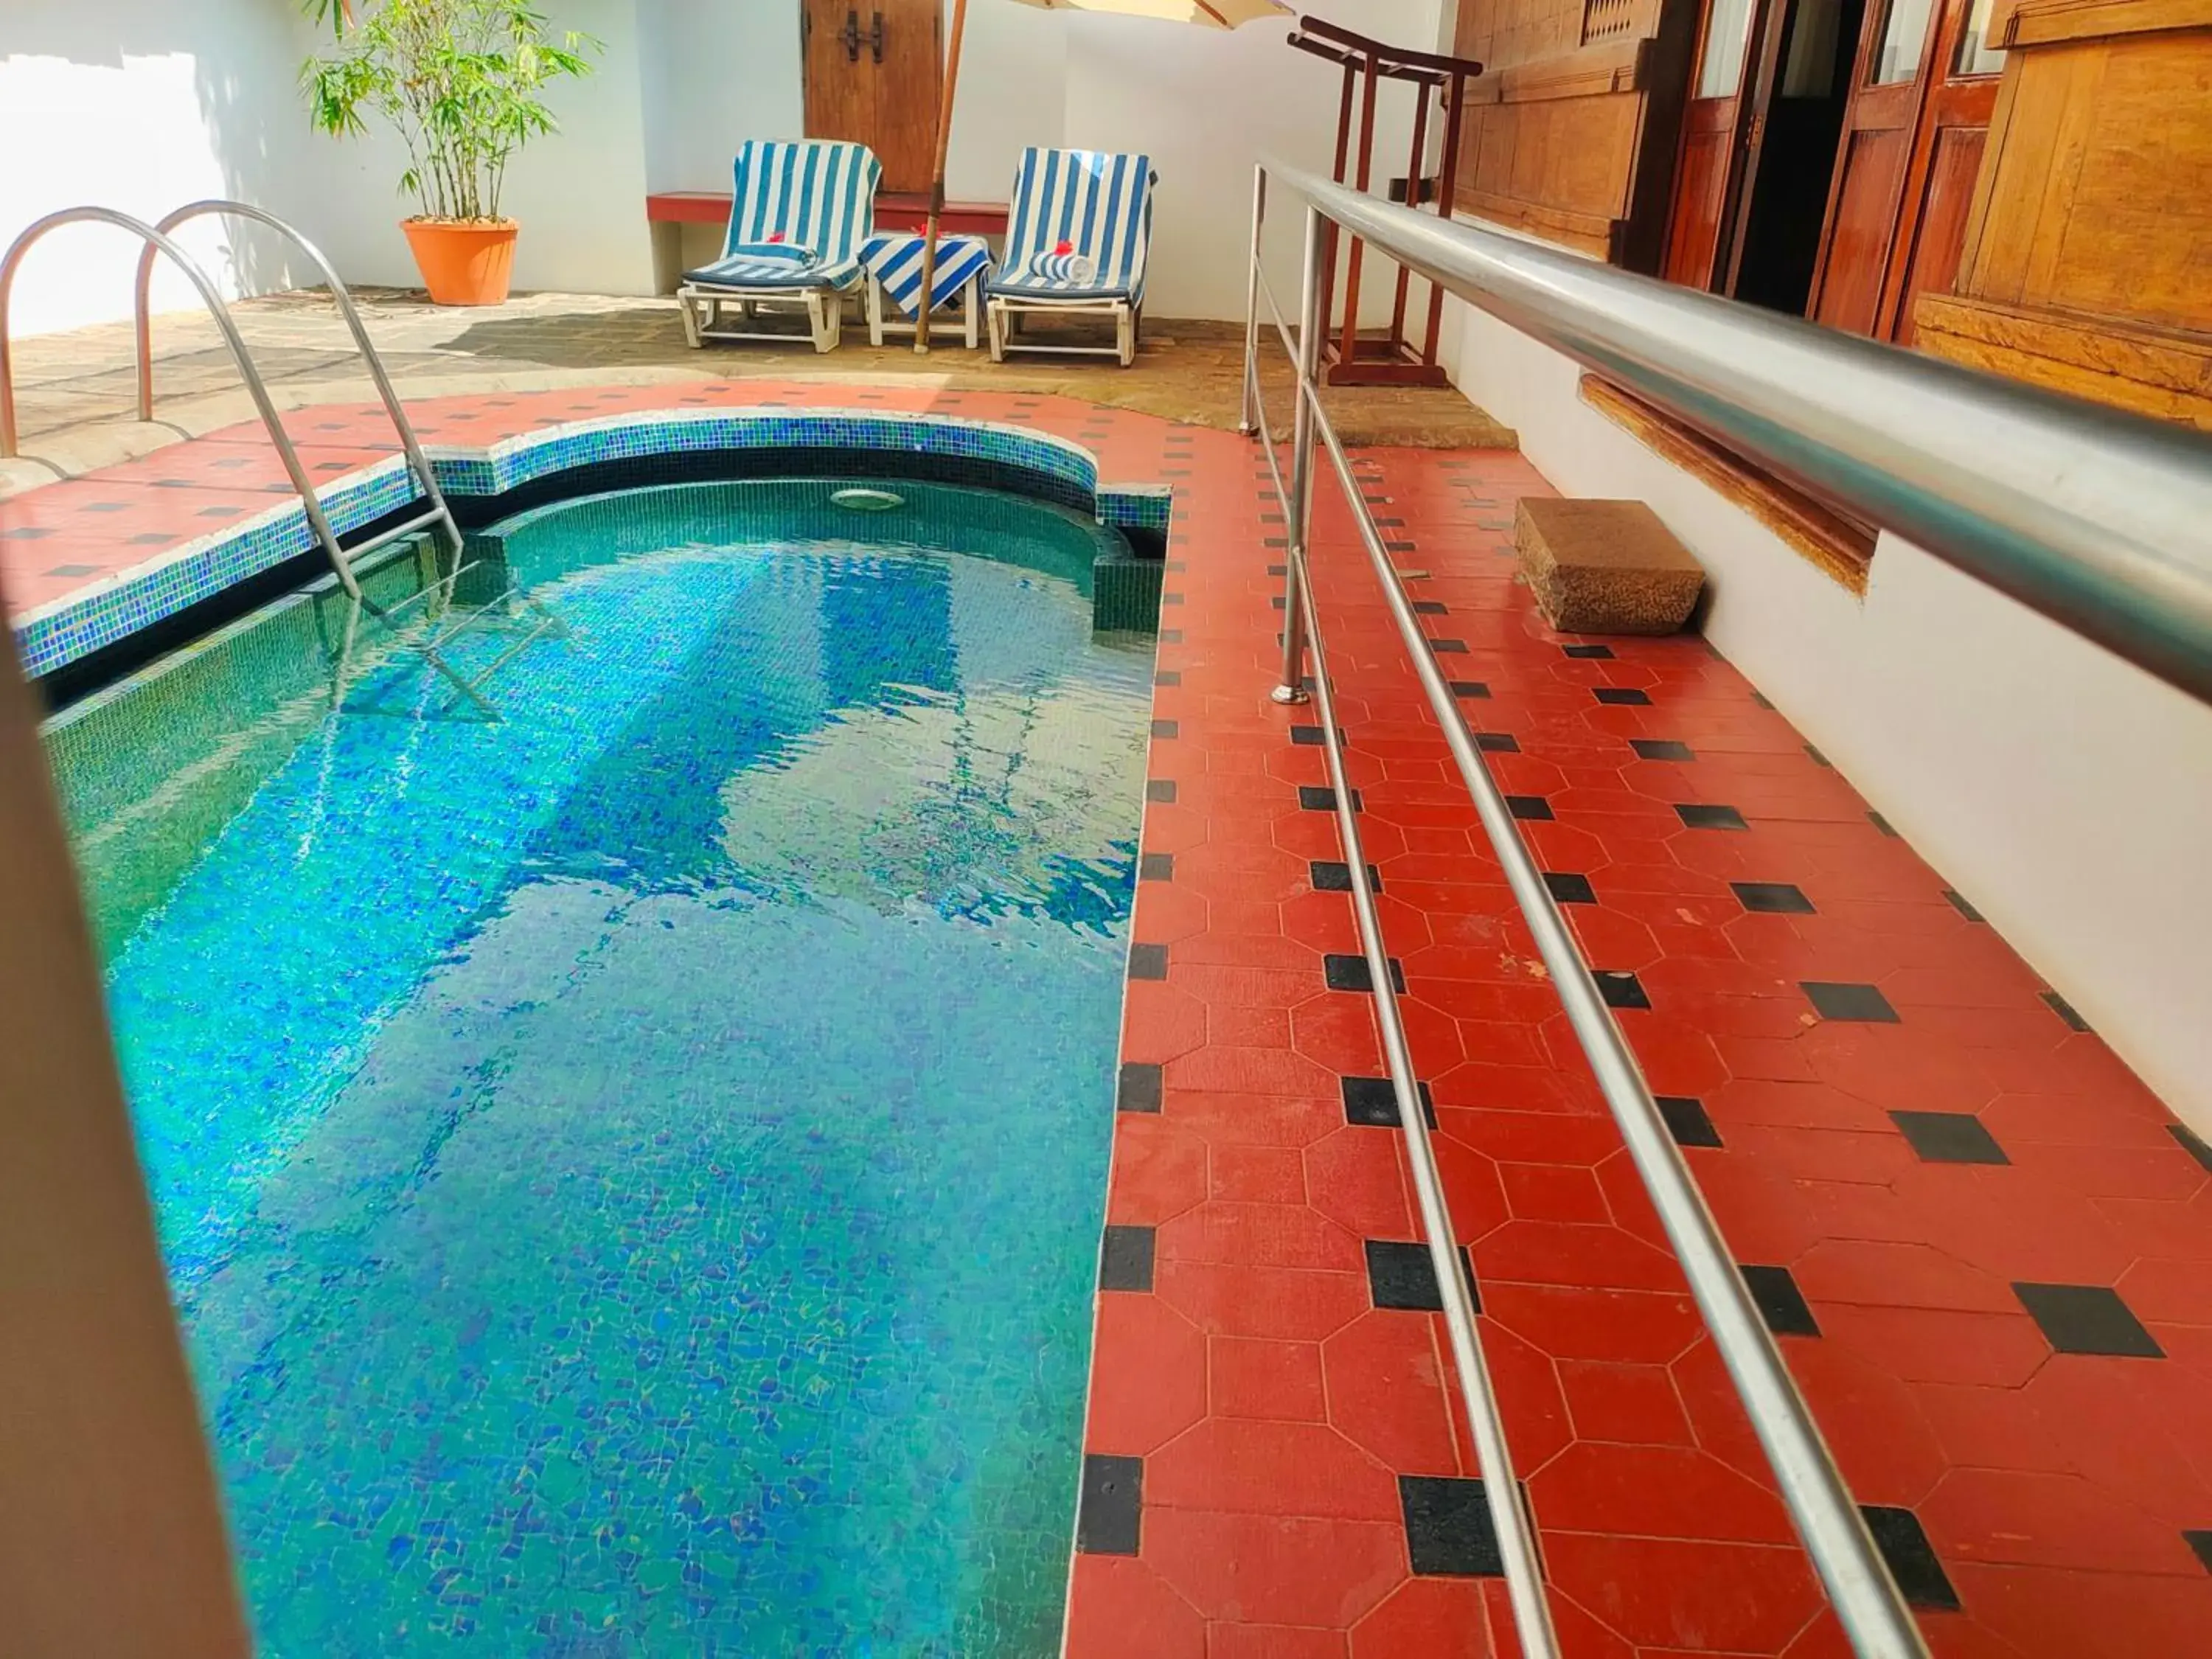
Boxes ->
[401,218,520,306]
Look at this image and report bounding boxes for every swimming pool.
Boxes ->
[44,480,1152,1655]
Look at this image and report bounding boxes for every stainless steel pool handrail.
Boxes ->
[1,202,512,712]
[1242,179,1562,1659]
[1242,173,1934,1659]
[1248,156,2212,708]
[0,207,365,599]
[132,200,465,573]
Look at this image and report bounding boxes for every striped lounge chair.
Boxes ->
[678,140,881,353]
[986,149,1158,369]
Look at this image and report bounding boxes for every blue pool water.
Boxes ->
[49,481,1152,1655]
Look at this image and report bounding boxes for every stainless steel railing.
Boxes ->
[1242,163,1948,1659]
[0,207,371,599]
[1248,158,2212,707]
[1,203,468,601]
[1246,195,1562,1658]
[0,203,521,712]
[133,200,462,575]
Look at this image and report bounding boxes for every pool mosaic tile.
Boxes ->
[7,400,1166,680]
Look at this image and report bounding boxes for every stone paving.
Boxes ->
[1,289,1514,500]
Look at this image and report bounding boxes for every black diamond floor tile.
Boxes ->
[1077,1454,1142,1556]
[1399,1475,1503,1577]
[1861,1505,1961,1610]
[1891,1110,2009,1165]
[1658,1095,1723,1150]
[2041,990,2092,1032]
[2013,1282,2163,1357]
[1742,1263,1820,1337]
[1341,1076,1437,1129]
[1674,803,1748,831]
[1099,1225,1157,1293]
[1595,970,1650,1010]
[1312,860,1384,893]
[1127,944,1169,981]
[1731,881,1815,914]
[1299,786,1363,813]
[1118,1062,1163,1115]
[1325,954,1406,995]
[1802,981,1899,1023]
[1365,1239,1478,1312]
[1543,872,1596,905]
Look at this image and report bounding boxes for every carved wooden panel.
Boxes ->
[1450,0,1701,268]
[1960,30,2212,334]
[1921,9,2211,423]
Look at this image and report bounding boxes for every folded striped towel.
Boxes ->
[1015,246,1099,287]
[723,239,820,266]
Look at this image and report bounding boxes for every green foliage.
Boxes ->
[302,0,598,223]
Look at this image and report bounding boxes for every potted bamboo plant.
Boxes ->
[302,0,597,305]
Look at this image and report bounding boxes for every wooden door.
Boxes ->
[801,0,943,195]
[1663,0,1772,287]
[1806,0,2001,337]
[1883,0,2003,341]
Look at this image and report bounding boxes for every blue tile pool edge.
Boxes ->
[12,408,1176,679]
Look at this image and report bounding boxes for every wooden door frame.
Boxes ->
[1624,0,1708,276]
[1716,0,1801,291]
[1663,0,1790,291]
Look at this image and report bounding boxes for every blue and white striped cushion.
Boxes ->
[684,140,880,292]
[861,234,995,317]
[684,254,835,291]
[990,150,1156,303]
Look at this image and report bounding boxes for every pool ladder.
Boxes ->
[355,556,571,722]
[0,200,568,715]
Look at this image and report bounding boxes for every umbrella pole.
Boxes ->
[914,0,971,355]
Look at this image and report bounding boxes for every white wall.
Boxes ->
[637,0,807,197]
[1,0,655,336]
[0,0,313,335]
[1449,303,2212,1132]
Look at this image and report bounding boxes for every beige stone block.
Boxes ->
[1514,497,1704,636]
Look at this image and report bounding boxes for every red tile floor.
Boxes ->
[7,380,2211,1658]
